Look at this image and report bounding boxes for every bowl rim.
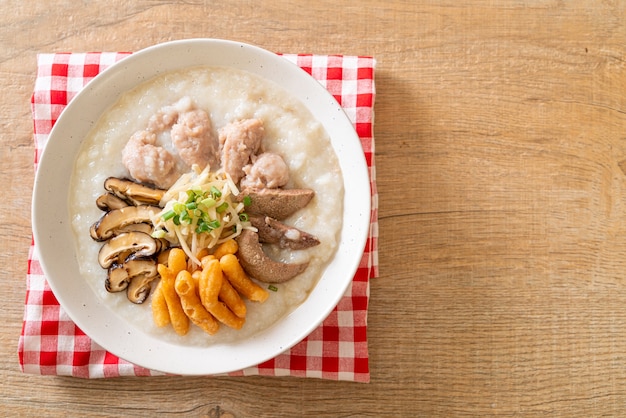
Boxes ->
[32,38,371,375]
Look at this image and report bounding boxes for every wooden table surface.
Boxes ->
[2,1,626,416]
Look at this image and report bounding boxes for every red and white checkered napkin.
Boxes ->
[18,52,378,382]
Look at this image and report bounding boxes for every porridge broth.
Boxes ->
[69,66,344,346]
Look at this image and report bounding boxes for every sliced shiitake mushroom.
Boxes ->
[112,222,153,236]
[124,255,158,303]
[104,177,166,206]
[96,192,129,211]
[106,263,131,292]
[154,237,170,253]
[250,214,320,250]
[105,255,158,304]
[236,188,315,220]
[124,255,158,278]
[98,231,159,269]
[126,273,158,304]
[236,229,308,283]
[90,205,161,242]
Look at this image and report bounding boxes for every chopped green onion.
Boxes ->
[196,222,210,234]
[186,201,197,210]
[209,186,222,199]
[172,214,181,226]
[200,197,216,208]
[182,210,193,223]
[173,202,185,213]
[152,229,166,239]
[239,213,249,222]
[242,195,252,206]
[268,285,278,292]
[185,190,196,203]
[210,186,222,198]
[216,202,229,214]
[207,219,221,229]
[162,210,176,221]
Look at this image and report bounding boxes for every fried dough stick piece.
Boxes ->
[157,248,190,336]
[219,279,247,319]
[175,270,219,335]
[151,281,170,327]
[220,253,269,303]
[199,258,245,329]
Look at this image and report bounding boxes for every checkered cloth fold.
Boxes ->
[18,52,378,382]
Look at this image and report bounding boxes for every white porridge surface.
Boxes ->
[69,65,344,346]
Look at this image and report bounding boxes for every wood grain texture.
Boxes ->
[2,0,626,416]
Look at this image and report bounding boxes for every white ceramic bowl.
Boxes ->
[32,39,370,375]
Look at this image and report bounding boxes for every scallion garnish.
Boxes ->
[185,190,196,204]
[268,285,278,292]
[173,202,185,213]
[162,209,176,221]
[200,197,216,208]
[210,185,222,198]
[207,219,221,229]
[216,202,229,214]
[153,165,254,265]
[195,222,209,234]
[152,230,166,239]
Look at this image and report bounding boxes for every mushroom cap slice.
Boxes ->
[104,177,166,206]
[105,255,158,300]
[90,205,161,242]
[124,256,159,304]
[236,229,308,283]
[126,273,158,304]
[113,222,153,236]
[106,263,131,292]
[154,237,170,254]
[96,192,129,211]
[236,188,315,220]
[98,231,159,269]
[124,254,158,277]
